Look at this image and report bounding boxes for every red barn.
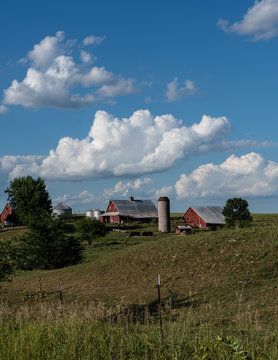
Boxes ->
[100,197,157,224]
[0,203,13,224]
[184,206,225,230]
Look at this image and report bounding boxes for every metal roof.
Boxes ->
[191,206,225,224]
[53,202,72,210]
[104,199,158,218]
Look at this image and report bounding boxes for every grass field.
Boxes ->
[1,214,278,359]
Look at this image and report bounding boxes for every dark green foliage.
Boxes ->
[222,198,253,228]
[0,240,17,281]
[75,217,108,245]
[5,176,52,226]
[19,213,83,270]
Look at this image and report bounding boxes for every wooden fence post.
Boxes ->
[157,274,164,340]
[59,281,64,318]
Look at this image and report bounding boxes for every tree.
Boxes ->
[19,212,84,270]
[0,240,17,281]
[5,176,52,225]
[75,217,108,245]
[222,198,253,228]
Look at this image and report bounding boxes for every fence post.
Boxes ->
[157,274,164,340]
[59,281,64,318]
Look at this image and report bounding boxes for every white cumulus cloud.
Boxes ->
[103,178,154,198]
[0,105,8,114]
[155,185,173,198]
[83,35,105,46]
[2,32,137,110]
[166,77,197,102]
[218,0,278,41]
[53,190,95,206]
[0,110,273,182]
[175,152,278,199]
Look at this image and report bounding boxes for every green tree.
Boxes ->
[0,240,17,281]
[5,176,52,225]
[75,217,108,245]
[222,198,253,228]
[19,213,84,270]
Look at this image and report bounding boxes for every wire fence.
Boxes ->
[2,271,278,305]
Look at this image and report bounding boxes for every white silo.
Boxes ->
[93,209,104,220]
[158,197,170,232]
[85,209,94,219]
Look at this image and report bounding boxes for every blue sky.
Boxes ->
[1,0,278,213]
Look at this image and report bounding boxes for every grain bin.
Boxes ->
[93,209,104,220]
[85,209,94,219]
[53,202,72,218]
[158,197,170,232]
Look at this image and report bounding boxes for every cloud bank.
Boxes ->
[218,0,278,41]
[0,110,269,183]
[2,31,136,110]
[175,152,278,199]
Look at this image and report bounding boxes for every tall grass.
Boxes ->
[1,301,278,359]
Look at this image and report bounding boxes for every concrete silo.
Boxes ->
[158,197,170,232]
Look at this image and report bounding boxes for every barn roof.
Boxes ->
[103,199,158,218]
[54,202,72,210]
[190,206,225,224]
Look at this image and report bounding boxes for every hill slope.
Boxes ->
[1,214,278,329]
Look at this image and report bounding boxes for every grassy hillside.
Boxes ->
[1,214,278,327]
[1,214,278,358]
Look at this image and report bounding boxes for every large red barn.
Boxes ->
[184,206,225,230]
[100,197,157,224]
[0,203,13,224]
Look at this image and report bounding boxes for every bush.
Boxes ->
[75,217,108,245]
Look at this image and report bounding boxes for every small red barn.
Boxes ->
[0,203,13,224]
[184,206,225,230]
[100,197,158,224]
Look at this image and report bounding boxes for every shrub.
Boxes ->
[75,217,108,245]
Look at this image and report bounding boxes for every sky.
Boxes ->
[0,0,278,213]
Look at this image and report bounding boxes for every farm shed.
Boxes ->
[100,197,158,224]
[175,225,192,235]
[184,206,225,230]
[0,203,13,225]
[53,202,72,217]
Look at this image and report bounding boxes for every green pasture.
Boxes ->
[1,213,278,359]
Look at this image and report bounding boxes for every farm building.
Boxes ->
[184,206,225,230]
[53,202,72,217]
[175,225,192,235]
[0,203,14,225]
[100,196,158,223]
